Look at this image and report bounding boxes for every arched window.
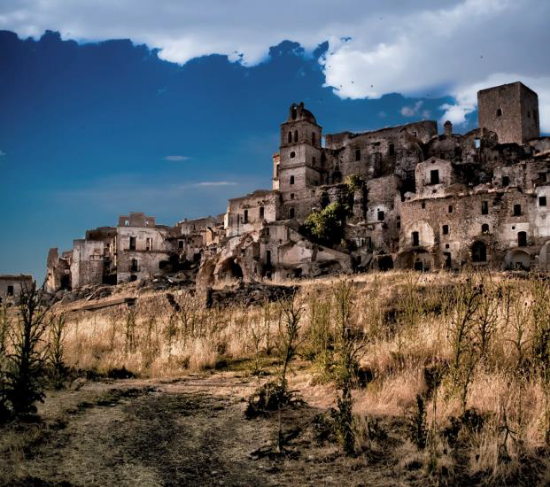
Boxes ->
[412,231,419,246]
[482,223,490,234]
[518,231,527,247]
[294,130,298,143]
[290,151,296,159]
[472,241,487,262]
[288,131,292,144]
[496,108,503,117]
[312,132,316,145]
[131,259,139,272]
[290,175,295,185]
[289,208,295,219]
[355,149,361,161]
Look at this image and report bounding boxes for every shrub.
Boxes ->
[300,202,349,247]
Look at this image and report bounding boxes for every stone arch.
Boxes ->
[395,249,433,271]
[378,255,394,271]
[216,258,244,281]
[504,249,531,271]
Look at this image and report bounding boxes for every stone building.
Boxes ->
[45,81,550,290]
[0,275,33,304]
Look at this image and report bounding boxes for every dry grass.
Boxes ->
[28,270,548,483]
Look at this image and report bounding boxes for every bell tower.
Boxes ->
[278,102,323,193]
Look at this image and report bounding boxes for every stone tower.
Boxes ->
[277,102,323,195]
[478,82,540,145]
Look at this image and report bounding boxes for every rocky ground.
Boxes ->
[0,372,408,487]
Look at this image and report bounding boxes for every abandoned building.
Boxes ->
[45,81,550,292]
[0,275,33,304]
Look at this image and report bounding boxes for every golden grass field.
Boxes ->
[1,271,550,485]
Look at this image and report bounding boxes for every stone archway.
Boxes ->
[505,249,531,271]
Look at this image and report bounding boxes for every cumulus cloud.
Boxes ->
[164,155,190,162]
[1,0,548,129]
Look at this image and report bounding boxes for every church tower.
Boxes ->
[277,102,323,196]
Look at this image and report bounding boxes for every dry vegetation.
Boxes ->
[1,271,550,485]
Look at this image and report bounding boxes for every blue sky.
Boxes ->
[0,0,549,282]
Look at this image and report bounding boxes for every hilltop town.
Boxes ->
[4,81,549,301]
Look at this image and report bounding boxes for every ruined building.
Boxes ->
[46,81,550,292]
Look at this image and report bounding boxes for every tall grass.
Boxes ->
[49,271,550,480]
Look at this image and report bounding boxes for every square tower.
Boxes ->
[478,82,540,144]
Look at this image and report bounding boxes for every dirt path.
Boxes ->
[0,374,399,487]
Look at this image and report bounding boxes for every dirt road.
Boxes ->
[0,374,399,487]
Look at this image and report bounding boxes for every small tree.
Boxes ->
[277,293,302,391]
[47,313,68,389]
[5,282,50,417]
[332,280,367,455]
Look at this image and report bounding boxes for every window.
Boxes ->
[288,132,292,144]
[448,205,454,213]
[474,138,481,149]
[290,193,295,200]
[430,170,440,185]
[7,285,14,296]
[259,206,264,219]
[472,241,487,262]
[412,131,418,138]
[290,151,296,159]
[482,224,489,234]
[243,210,249,224]
[518,231,527,247]
[389,144,395,156]
[412,231,419,246]
[377,210,385,221]
[539,172,547,182]
[178,240,184,249]
[131,259,139,272]
[502,176,510,187]
[145,237,152,251]
[396,216,401,229]
[289,208,295,219]
[539,196,547,207]
[312,132,316,145]
[294,130,298,143]
[124,220,129,226]
[482,201,489,215]
[421,201,426,209]
[266,250,271,266]
[496,108,502,117]
[442,225,449,235]
[513,204,522,216]
[129,236,136,251]
[290,175,295,185]
[355,149,361,161]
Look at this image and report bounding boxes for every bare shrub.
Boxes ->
[4,282,50,418]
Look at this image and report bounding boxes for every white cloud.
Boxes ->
[0,0,548,130]
[164,155,190,162]
[401,101,423,117]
